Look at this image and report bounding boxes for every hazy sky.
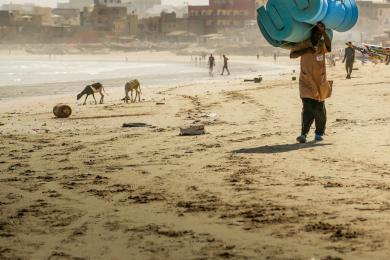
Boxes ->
[2,0,209,7]
[3,0,383,7]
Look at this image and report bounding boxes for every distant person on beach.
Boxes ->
[208,54,215,76]
[327,53,336,66]
[343,42,355,79]
[257,53,260,60]
[361,53,366,65]
[290,22,332,143]
[273,51,277,62]
[221,54,230,75]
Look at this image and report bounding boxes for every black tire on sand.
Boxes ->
[53,104,72,118]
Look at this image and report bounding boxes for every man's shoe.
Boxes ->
[296,135,307,144]
[315,134,324,141]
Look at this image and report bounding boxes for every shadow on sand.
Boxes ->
[233,142,332,154]
[66,113,151,120]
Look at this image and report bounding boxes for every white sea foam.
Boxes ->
[0,59,203,87]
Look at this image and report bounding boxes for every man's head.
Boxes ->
[346,41,353,47]
[311,22,325,46]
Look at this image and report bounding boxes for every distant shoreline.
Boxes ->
[0,52,297,100]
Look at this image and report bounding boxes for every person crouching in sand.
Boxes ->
[290,22,332,143]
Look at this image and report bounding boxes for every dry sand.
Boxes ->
[1,57,390,260]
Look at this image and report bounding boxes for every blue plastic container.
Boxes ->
[258,0,312,43]
[336,0,359,32]
[286,0,328,24]
[257,0,359,47]
[257,9,284,47]
[322,0,346,29]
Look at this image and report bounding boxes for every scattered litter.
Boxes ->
[122,123,151,128]
[32,128,50,133]
[156,102,165,105]
[53,104,72,118]
[244,76,262,83]
[320,176,335,179]
[0,123,5,126]
[153,128,166,132]
[200,113,218,119]
[292,76,297,81]
[334,118,358,126]
[180,125,205,136]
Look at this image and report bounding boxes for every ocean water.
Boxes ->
[0,59,207,87]
[0,58,291,99]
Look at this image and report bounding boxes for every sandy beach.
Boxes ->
[1,52,390,260]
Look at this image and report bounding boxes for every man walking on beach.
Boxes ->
[208,54,215,76]
[343,42,355,79]
[290,22,332,143]
[221,54,230,75]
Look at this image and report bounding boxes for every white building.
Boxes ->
[96,0,161,16]
[58,0,161,16]
[58,0,94,10]
[126,0,161,14]
[94,0,122,5]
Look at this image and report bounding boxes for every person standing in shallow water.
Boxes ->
[208,54,215,76]
[343,41,355,79]
[221,54,230,75]
[290,22,332,143]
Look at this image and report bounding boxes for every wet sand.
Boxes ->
[1,57,390,259]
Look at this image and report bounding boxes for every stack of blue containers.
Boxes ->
[257,0,359,48]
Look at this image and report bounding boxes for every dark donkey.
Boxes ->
[77,82,106,105]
